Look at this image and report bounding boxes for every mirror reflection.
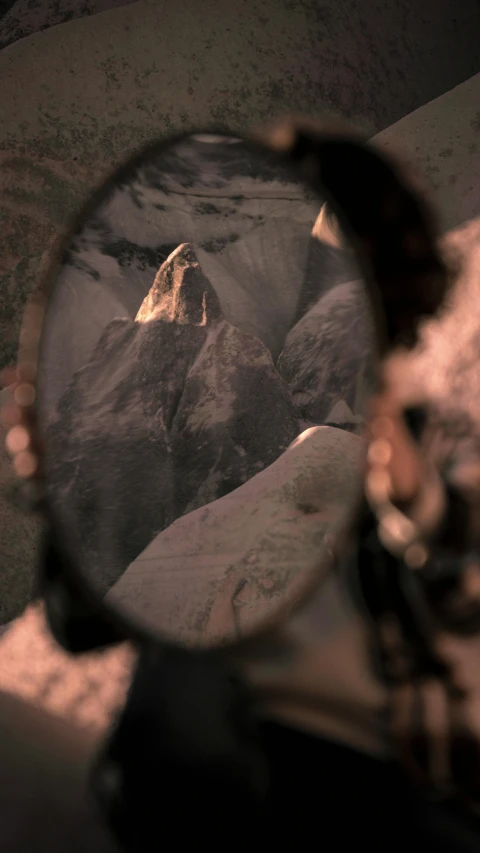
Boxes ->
[38,132,376,647]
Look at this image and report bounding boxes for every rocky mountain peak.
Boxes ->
[135,242,223,326]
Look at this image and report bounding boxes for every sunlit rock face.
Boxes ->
[134,243,223,325]
[45,243,299,594]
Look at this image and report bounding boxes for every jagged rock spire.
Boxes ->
[135,243,223,326]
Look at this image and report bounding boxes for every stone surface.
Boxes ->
[106,425,365,646]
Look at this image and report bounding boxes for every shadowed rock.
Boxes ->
[276,280,376,427]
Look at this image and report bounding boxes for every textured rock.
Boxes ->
[106,425,365,646]
[45,244,299,594]
[277,280,376,426]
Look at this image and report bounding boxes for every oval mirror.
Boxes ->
[36,131,377,648]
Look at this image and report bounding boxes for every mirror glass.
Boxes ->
[37,131,376,648]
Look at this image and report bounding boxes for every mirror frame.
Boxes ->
[9,116,449,657]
